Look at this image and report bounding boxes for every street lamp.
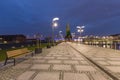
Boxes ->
[59,30,62,34]
[71,33,75,40]
[77,26,85,43]
[35,33,42,54]
[52,17,59,46]
[59,31,64,41]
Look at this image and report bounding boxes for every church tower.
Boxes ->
[65,24,72,41]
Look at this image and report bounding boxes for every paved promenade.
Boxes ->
[68,42,120,80]
[0,42,120,80]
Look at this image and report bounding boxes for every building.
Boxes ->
[110,34,120,40]
[82,34,120,50]
[0,34,26,44]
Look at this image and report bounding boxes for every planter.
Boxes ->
[47,45,51,48]
[35,48,42,54]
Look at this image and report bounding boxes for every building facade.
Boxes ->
[0,34,26,44]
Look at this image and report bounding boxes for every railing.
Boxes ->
[83,41,120,50]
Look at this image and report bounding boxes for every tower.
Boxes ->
[65,24,72,41]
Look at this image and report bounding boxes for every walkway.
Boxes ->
[0,42,119,80]
[68,42,120,80]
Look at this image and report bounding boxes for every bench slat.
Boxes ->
[5,48,33,66]
[7,50,22,58]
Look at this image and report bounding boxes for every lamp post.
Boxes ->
[52,17,59,46]
[36,33,40,49]
[35,33,42,54]
[71,33,75,42]
[59,31,64,41]
[77,26,85,43]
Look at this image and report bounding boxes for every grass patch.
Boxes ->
[0,43,48,61]
[0,50,6,61]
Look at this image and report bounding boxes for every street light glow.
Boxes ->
[59,31,62,33]
[76,25,85,43]
[52,17,59,45]
[53,22,58,27]
[53,17,59,21]
[78,29,84,33]
[77,26,80,29]
[52,17,59,28]
[77,26,84,33]
[77,26,85,29]
[81,26,85,28]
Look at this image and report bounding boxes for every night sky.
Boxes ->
[0,0,120,36]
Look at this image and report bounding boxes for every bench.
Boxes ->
[4,48,34,66]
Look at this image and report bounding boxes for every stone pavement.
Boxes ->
[0,42,115,80]
[68,42,120,80]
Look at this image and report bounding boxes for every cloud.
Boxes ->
[0,0,120,35]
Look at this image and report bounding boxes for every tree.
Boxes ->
[65,24,72,41]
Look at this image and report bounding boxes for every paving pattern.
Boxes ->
[0,42,117,80]
[68,42,120,80]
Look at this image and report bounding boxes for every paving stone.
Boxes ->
[48,60,62,64]
[57,57,69,60]
[46,54,53,56]
[23,60,31,63]
[91,73,108,80]
[75,65,96,72]
[31,64,50,70]
[52,55,62,57]
[13,64,31,69]
[63,55,72,57]
[49,52,57,54]
[33,60,46,63]
[43,57,55,59]
[107,61,120,65]
[92,58,106,61]
[59,52,68,54]
[33,72,59,80]
[75,55,83,58]
[106,66,120,73]
[32,57,43,59]
[64,73,90,80]
[53,65,71,71]
[33,56,43,58]
[72,57,85,60]
[108,58,120,61]
[97,61,109,65]
[16,71,35,80]
[80,61,89,65]
[63,60,79,64]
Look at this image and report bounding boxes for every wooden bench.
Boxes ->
[4,48,34,66]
